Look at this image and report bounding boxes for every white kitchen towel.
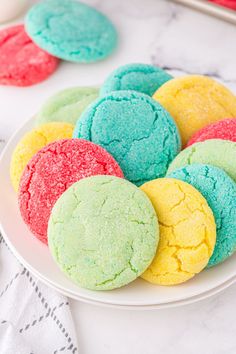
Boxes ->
[0,234,78,354]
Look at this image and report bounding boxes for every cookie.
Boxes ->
[100,63,172,96]
[19,139,124,244]
[48,175,159,290]
[0,24,59,87]
[140,178,216,285]
[187,118,236,147]
[169,164,236,267]
[10,122,73,192]
[209,0,236,10]
[25,0,117,63]
[167,139,236,183]
[74,90,181,186]
[153,75,236,146]
[36,87,99,126]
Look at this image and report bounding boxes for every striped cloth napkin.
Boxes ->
[0,234,78,354]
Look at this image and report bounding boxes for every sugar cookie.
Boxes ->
[140,178,216,285]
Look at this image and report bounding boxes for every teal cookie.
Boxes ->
[25,0,117,63]
[100,63,172,96]
[167,139,236,183]
[168,164,236,267]
[36,87,99,126]
[48,176,159,291]
[73,90,181,186]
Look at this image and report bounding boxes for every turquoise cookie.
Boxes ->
[25,0,117,63]
[73,90,181,186]
[168,164,236,267]
[100,63,172,96]
[48,176,159,291]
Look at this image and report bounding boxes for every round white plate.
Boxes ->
[1,117,236,309]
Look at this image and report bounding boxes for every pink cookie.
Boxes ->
[0,24,59,87]
[187,118,236,147]
[208,0,236,10]
[19,139,124,244]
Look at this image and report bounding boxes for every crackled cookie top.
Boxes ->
[36,87,99,126]
[74,90,181,186]
[0,24,59,87]
[167,139,236,183]
[48,176,159,290]
[140,178,216,285]
[10,122,73,192]
[187,118,236,147]
[18,139,123,244]
[153,75,236,146]
[100,63,172,96]
[169,164,236,267]
[25,0,117,63]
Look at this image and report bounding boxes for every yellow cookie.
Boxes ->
[10,122,73,192]
[140,178,216,286]
[153,75,236,146]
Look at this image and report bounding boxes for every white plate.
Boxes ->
[1,117,236,309]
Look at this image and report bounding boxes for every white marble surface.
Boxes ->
[1,0,236,353]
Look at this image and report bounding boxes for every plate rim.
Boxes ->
[1,222,235,310]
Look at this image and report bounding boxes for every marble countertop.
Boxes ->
[1,0,236,353]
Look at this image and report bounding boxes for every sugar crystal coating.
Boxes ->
[169,164,236,267]
[36,87,99,126]
[153,75,236,146]
[140,178,216,285]
[0,24,58,86]
[19,139,123,244]
[101,63,172,96]
[48,176,159,290]
[187,118,236,146]
[25,0,117,62]
[74,90,181,186]
[168,139,236,184]
[10,122,73,191]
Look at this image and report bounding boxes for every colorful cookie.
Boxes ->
[36,87,99,126]
[209,0,236,10]
[140,178,216,285]
[169,164,236,267]
[48,176,159,290]
[187,118,236,146]
[74,90,181,186]
[19,139,123,244]
[100,63,172,96]
[10,122,73,192]
[153,75,236,146]
[167,139,236,183]
[0,24,59,87]
[25,0,117,63]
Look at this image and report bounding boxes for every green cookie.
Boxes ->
[48,176,159,291]
[167,139,236,183]
[36,87,99,126]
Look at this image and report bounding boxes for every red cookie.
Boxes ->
[208,0,236,10]
[19,139,124,244]
[0,24,59,87]
[187,118,236,147]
